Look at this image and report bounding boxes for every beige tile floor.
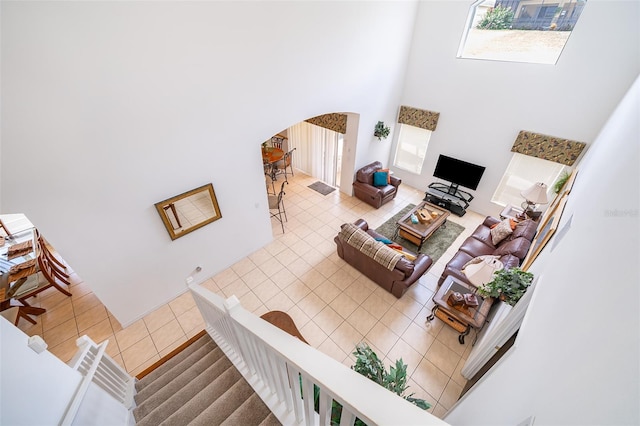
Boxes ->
[16,170,486,419]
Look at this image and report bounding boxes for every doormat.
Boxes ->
[308,181,336,196]
[375,204,465,263]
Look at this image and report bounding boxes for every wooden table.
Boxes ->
[394,201,450,251]
[426,275,494,345]
[261,146,284,164]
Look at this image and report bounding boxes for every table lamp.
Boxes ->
[465,257,504,289]
[521,182,549,220]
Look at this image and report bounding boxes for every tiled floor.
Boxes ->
[16,170,486,419]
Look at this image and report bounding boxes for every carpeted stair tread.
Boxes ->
[259,413,282,426]
[184,378,256,426]
[220,393,281,426]
[136,333,213,392]
[135,339,217,399]
[133,348,230,420]
[154,365,244,426]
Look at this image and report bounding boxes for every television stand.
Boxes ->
[424,183,474,217]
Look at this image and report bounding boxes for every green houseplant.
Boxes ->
[553,170,571,194]
[307,342,429,426]
[352,342,430,410]
[374,121,390,140]
[477,267,534,306]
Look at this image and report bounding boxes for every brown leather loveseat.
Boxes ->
[352,161,401,208]
[335,219,432,298]
[438,216,538,287]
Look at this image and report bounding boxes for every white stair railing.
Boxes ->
[61,336,136,425]
[189,283,448,426]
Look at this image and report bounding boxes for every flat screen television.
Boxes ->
[433,154,486,191]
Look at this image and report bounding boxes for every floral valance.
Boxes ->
[398,105,440,131]
[305,113,347,134]
[511,130,586,166]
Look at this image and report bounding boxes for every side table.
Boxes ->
[500,204,525,221]
[426,275,494,344]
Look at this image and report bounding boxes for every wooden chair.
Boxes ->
[268,181,288,233]
[14,237,72,308]
[34,229,71,284]
[0,288,38,326]
[0,306,19,325]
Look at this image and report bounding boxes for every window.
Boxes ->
[393,124,432,174]
[458,0,587,65]
[492,153,567,207]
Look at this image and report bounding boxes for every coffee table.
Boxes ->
[426,275,494,345]
[394,202,450,251]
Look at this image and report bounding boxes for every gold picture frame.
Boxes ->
[155,183,222,240]
[521,194,568,271]
[536,168,578,237]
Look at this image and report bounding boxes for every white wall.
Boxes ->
[395,0,640,216]
[446,75,639,425]
[0,317,82,424]
[1,1,417,325]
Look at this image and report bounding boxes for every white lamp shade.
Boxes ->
[465,258,504,287]
[521,182,549,205]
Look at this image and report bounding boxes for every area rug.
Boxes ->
[375,204,465,263]
[308,181,336,196]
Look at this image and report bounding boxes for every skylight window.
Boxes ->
[458,0,587,65]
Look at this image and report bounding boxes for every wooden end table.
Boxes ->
[426,275,494,345]
[394,202,449,251]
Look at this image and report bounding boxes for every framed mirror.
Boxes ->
[155,183,222,240]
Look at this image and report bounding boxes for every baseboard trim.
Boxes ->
[135,329,207,380]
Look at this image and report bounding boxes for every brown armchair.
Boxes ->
[352,161,401,208]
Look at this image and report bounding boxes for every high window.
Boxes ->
[458,0,587,65]
[492,152,567,207]
[392,124,432,174]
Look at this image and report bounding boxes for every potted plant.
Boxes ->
[553,170,571,194]
[305,342,429,426]
[352,342,430,410]
[374,121,390,140]
[477,267,534,306]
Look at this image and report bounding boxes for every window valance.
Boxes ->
[398,105,440,131]
[511,130,586,166]
[305,113,347,134]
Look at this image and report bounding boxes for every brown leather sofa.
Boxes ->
[438,216,538,287]
[352,161,401,208]
[335,219,432,298]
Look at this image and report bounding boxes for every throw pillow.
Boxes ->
[373,171,389,187]
[490,219,513,245]
[379,168,392,184]
[490,219,517,231]
[374,237,393,244]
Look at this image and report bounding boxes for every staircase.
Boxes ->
[56,287,445,426]
[133,331,281,426]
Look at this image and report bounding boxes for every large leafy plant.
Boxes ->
[352,342,430,410]
[477,267,533,306]
[305,342,430,426]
